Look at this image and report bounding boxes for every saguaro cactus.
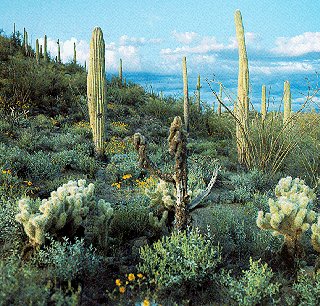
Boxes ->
[44,35,48,62]
[261,85,267,121]
[35,39,40,64]
[57,39,61,63]
[196,74,201,112]
[73,42,77,64]
[235,9,249,165]
[182,56,189,133]
[283,81,292,125]
[119,58,123,85]
[40,45,43,58]
[217,83,222,115]
[24,29,28,55]
[87,27,106,158]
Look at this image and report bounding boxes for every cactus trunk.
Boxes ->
[44,35,48,62]
[87,27,106,158]
[57,39,61,63]
[196,74,201,112]
[261,85,267,121]
[235,10,249,165]
[36,39,40,64]
[73,42,77,64]
[182,56,189,133]
[119,58,123,86]
[283,81,292,125]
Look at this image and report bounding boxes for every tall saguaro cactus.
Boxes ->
[182,56,189,133]
[234,9,249,165]
[44,35,48,62]
[261,85,267,121]
[283,81,292,125]
[36,39,40,64]
[119,58,123,85]
[73,42,77,64]
[57,39,61,63]
[87,27,106,158]
[196,74,201,112]
[24,29,28,55]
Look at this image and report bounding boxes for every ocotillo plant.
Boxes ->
[119,58,123,86]
[35,39,40,64]
[234,9,249,165]
[44,35,48,62]
[182,56,189,133]
[283,80,292,125]
[261,85,267,121]
[217,83,222,115]
[57,39,61,63]
[134,116,219,230]
[196,74,201,112]
[73,42,77,64]
[87,27,106,158]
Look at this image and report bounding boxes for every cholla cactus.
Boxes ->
[149,211,168,232]
[146,179,176,210]
[311,217,320,253]
[257,177,316,258]
[16,179,95,246]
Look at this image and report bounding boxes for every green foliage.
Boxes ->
[0,256,50,305]
[288,270,320,306]
[139,228,221,290]
[220,258,281,305]
[32,237,102,281]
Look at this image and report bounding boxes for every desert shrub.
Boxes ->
[286,270,320,306]
[109,197,152,242]
[220,258,281,305]
[0,256,50,305]
[193,204,282,262]
[0,196,24,256]
[32,237,102,282]
[139,228,221,290]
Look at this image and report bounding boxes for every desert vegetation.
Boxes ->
[1,10,320,306]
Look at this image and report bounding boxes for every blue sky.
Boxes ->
[2,0,320,107]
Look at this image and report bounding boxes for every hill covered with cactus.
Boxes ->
[1,11,320,305]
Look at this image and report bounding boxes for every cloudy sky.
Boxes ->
[2,0,320,80]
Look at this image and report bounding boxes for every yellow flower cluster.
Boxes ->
[136,176,157,190]
[111,121,129,131]
[122,174,132,180]
[111,174,133,190]
[111,182,121,189]
[104,137,126,155]
[73,121,90,129]
[24,180,33,186]
[2,169,11,175]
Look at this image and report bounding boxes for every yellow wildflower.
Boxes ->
[142,299,150,306]
[27,181,32,186]
[119,286,125,294]
[137,273,143,279]
[122,174,132,180]
[2,170,6,174]
[128,273,135,281]
[115,279,121,286]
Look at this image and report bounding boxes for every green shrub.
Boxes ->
[32,237,102,282]
[139,228,221,290]
[220,258,281,305]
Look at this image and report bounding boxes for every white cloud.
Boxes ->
[250,61,314,74]
[273,32,320,56]
[172,31,198,44]
[119,35,162,46]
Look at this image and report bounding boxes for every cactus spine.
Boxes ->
[119,58,123,85]
[73,42,77,64]
[261,85,267,121]
[283,81,291,125]
[36,39,40,64]
[87,27,106,158]
[57,39,61,63]
[182,56,189,133]
[217,83,222,115]
[196,74,201,112]
[44,35,48,62]
[235,9,249,165]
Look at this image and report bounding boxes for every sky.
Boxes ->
[2,1,320,107]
